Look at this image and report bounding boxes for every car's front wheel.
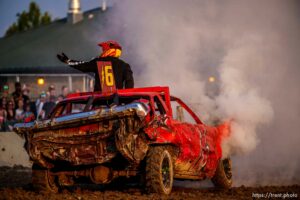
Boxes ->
[145,146,174,195]
[211,158,233,189]
[32,164,59,193]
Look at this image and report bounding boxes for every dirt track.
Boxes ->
[0,166,299,200]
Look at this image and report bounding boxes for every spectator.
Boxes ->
[15,98,25,122]
[57,95,64,104]
[12,82,29,105]
[47,85,56,101]
[75,89,81,93]
[1,97,8,110]
[0,105,7,131]
[6,100,15,131]
[8,96,15,109]
[42,95,56,119]
[24,104,35,123]
[36,92,46,120]
[28,100,37,118]
[6,100,15,120]
[22,84,31,98]
[0,85,10,99]
[61,86,69,99]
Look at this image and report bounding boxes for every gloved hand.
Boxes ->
[57,52,70,64]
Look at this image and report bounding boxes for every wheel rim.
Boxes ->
[223,158,232,180]
[161,153,171,190]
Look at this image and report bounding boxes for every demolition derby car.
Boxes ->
[14,86,232,194]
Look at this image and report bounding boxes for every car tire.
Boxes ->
[145,146,174,195]
[211,158,233,189]
[32,164,59,193]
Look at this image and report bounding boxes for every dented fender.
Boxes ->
[144,116,176,144]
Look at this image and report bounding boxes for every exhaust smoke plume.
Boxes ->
[94,0,300,185]
[216,37,274,157]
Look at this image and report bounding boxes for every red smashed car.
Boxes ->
[14,86,232,194]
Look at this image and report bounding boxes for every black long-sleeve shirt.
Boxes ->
[67,56,134,92]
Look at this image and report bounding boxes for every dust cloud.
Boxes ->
[97,0,300,185]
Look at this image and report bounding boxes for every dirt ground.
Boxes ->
[0,166,299,200]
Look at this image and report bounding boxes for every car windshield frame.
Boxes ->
[49,97,92,119]
[170,96,203,124]
[91,94,152,110]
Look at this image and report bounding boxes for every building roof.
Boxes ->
[0,7,113,74]
[0,66,84,75]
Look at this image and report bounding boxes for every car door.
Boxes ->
[170,99,209,177]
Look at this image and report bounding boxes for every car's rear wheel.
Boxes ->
[211,158,233,189]
[145,146,174,195]
[32,164,59,193]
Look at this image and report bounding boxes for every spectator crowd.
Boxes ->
[0,82,75,132]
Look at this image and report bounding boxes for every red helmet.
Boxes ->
[98,40,122,51]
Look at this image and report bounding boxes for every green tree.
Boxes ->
[41,12,51,25]
[5,2,52,37]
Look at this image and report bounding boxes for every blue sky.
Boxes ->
[0,0,103,37]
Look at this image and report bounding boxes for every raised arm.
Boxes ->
[57,52,95,72]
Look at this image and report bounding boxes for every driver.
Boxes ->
[57,40,134,92]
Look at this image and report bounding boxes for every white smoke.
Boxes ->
[216,36,274,157]
[99,0,300,185]
[107,0,275,156]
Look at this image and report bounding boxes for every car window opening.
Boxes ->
[154,96,166,115]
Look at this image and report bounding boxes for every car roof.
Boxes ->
[62,86,170,103]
